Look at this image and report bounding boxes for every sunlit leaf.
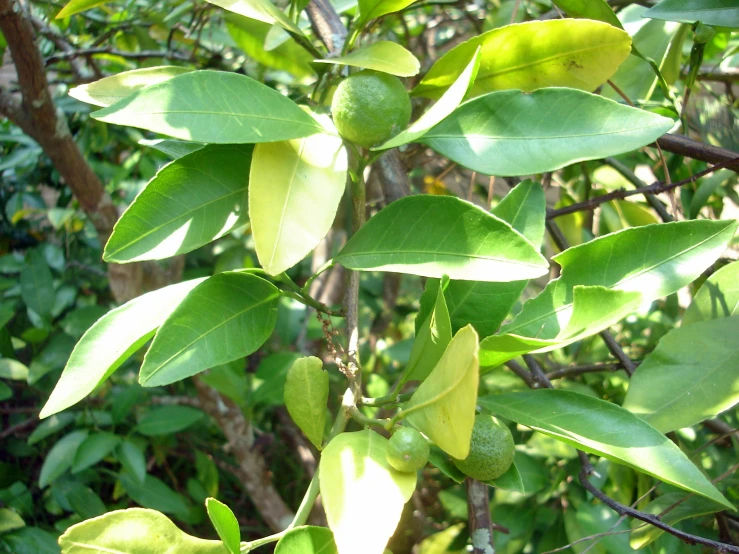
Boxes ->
[92,71,323,143]
[683,260,739,324]
[284,357,329,449]
[139,273,280,387]
[69,66,193,107]
[40,279,206,418]
[206,0,303,35]
[56,0,110,18]
[316,42,420,76]
[320,430,416,554]
[413,19,631,99]
[250,115,346,275]
[59,508,228,553]
[420,89,674,176]
[644,0,739,28]
[334,196,548,282]
[404,325,479,459]
[479,390,733,509]
[275,526,338,554]
[357,0,417,27]
[206,498,240,554]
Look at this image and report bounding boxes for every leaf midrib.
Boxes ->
[338,250,544,268]
[427,123,666,141]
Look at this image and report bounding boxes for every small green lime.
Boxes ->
[452,415,514,481]
[330,69,411,148]
[386,427,430,473]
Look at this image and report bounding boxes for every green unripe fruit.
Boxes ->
[386,427,430,473]
[452,415,514,481]
[330,69,411,148]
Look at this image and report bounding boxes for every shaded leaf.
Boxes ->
[404,325,479,459]
[413,19,631,99]
[116,440,147,484]
[72,432,121,473]
[137,406,205,436]
[206,498,240,554]
[334,196,548,282]
[645,0,739,28]
[357,0,416,26]
[284,357,329,449]
[683,260,739,324]
[316,42,420,76]
[551,0,622,28]
[479,390,732,509]
[320,430,416,554]
[139,272,280,387]
[0,508,25,533]
[39,430,88,488]
[20,248,54,318]
[104,145,252,263]
[420,89,674,176]
[92,71,323,143]
[27,413,76,445]
[275,526,338,554]
[40,278,206,418]
[118,475,191,518]
[0,358,29,381]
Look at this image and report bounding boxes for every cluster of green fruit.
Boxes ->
[386,415,515,482]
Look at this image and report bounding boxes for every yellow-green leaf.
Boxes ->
[69,67,193,107]
[358,0,417,27]
[413,19,631,100]
[315,42,420,77]
[284,357,329,449]
[403,325,479,459]
[250,114,346,275]
[56,0,110,18]
[206,0,303,35]
[319,430,416,554]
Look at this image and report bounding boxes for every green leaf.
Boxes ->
[629,493,722,549]
[357,0,416,26]
[206,0,303,35]
[20,248,53,317]
[104,145,252,263]
[503,220,738,340]
[413,19,631,100]
[39,430,88,488]
[334,196,548,282]
[40,278,205,418]
[140,139,204,159]
[375,49,480,150]
[206,498,240,554]
[420,89,674,177]
[319,430,416,554]
[72,432,121,473]
[27,413,76,445]
[403,278,452,383]
[0,380,10,401]
[623,316,739,433]
[284,357,329,449]
[416,524,464,554]
[59,508,228,554]
[0,358,29,381]
[53,480,107,519]
[550,0,622,28]
[91,71,323,143]
[275,526,338,554]
[118,475,191,518]
[250,115,347,275]
[683,260,739,324]
[478,390,733,509]
[56,0,109,18]
[493,180,546,247]
[139,272,280,387]
[137,406,205,436]
[69,66,193,107]
[645,0,739,28]
[116,440,147,484]
[315,42,420,77]
[0,508,25,533]
[404,325,479,459]
[2,527,60,554]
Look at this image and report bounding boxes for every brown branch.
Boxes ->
[466,478,495,553]
[657,134,739,172]
[546,362,628,380]
[45,47,191,65]
[305,0,346,56]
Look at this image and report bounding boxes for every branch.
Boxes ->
[466,478,495,554]
[546,362,628,380]
[657,134,739,172]
[304,0,347,56]
[45,47,191,64]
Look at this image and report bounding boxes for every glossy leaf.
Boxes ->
[0,358,29,380]
[27,412,76,445]
[320,430,416,554]
[479,390,733,509]
[137,405,205,436]
[623,316,739,433]
[275,526,338,554]
[206,498,240,554]
[404,325,479,459]
[550,0,622,28]
[493,180,546,247]
[250,116,347,275]
[629,493,722,549]
[92,71,323,143]
[56,0,109,18]
[104,145,252,263]
[334,196,548,282]
[54,480,106,519]
[72,432,121,473]
[39,430,88,488]
[116,441,147,484]
[118,474,191,517]
[403,278,452,383]
[140,139,204,159]
[316,42,419,76]
[284,357,329,449]
[69,66,193,107]
[376,49,480,150]
[420,88,674,176]
[413,19,631,99]
[645,0,739,28]
[58,508,228,554]
[40,278,205,418]
[139,272,280,387]
[20,248,54,317]
[205,0,302,34]
[357,0,417,26]
[683,260,739,324]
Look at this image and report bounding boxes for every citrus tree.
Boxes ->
[1,0,738,552]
